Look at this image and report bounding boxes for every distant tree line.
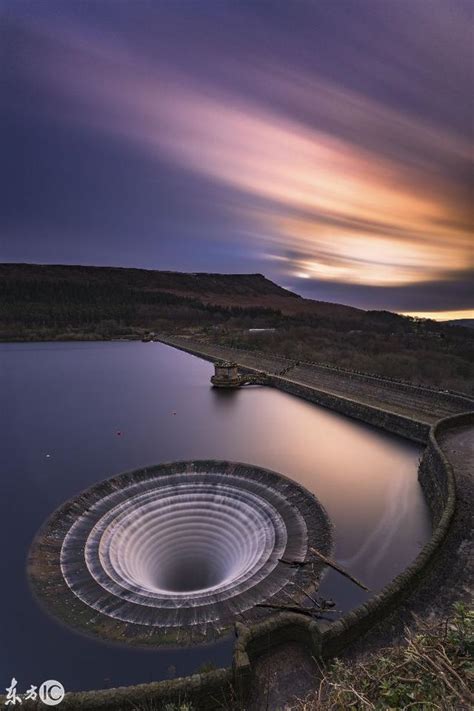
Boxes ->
[1,264,472,394]
[0,274,282,333]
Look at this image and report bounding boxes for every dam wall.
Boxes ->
[157,336,474,415]
[156,335,473,430]
[154,339,470,703]
[417,413,472,525]
[17,669,235,710]
[234,412,470,685]
[266,372,429,443]
[158,337,430,442]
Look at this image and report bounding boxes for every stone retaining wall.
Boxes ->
[156,336,473,428]
[417,413,473,525]
[266,373,429,443]
[234,413,468,685]
[156,338,430,442]
[11,668,235,710]
[159,335,474,412]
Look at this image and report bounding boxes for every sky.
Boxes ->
[1,0,473,319]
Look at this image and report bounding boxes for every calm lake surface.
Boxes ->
[0,341,430,691]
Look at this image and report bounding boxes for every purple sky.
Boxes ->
[1,0,472,317]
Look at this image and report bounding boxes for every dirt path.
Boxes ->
[247,642,322,711]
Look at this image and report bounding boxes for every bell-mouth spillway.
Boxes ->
[28,460,332,647]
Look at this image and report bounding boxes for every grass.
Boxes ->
[291,603,473,710]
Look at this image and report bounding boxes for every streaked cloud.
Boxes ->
[2,2,472,313]
[401,309,474,322]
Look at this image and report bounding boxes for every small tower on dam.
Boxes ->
[211,361,242,388]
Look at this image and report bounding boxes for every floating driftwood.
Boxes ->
[255,602,318,617]
[309,547,369,592]
[280,549,369,592]
[278,558,309,567]
[291,580,321,608]
[256,603,314,617]
[255,603,338,617]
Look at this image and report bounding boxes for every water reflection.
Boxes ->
[210,385,241,411]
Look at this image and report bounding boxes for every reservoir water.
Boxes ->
[0,341,430,691]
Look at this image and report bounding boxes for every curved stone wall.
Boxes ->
[240,413,470,656]
[157,336,474,415]
[233,412,470,684]
[267,373,430,443]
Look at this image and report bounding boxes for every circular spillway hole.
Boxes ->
[152,553,225,593]
[31,462,332,645]
[99,492,277,595]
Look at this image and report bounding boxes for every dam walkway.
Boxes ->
[157,335,474,425]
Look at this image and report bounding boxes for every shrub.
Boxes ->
[292,603,473,710]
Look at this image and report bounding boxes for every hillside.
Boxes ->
[0,262,362,337]
[1,263,473,393]
[446,319,474,330]
[0,262,299,299]
[0,262,363,317]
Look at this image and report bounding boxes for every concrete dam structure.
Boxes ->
[28,461,332,647]
[210,360,268,387]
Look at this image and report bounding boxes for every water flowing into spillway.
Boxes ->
[29,461,332,646]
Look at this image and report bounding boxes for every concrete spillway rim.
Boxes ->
[27,460,333,648]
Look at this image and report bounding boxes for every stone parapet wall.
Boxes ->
[291,361,473,411]
[233,414,469,685]
[419,412,473,525]
[158,335,474,412]
[5,669,234,710]
[156,336,474,424]
[266,373,430,443]
[155,337,431,440]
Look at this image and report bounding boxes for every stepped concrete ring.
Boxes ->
[28,460,332,647]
